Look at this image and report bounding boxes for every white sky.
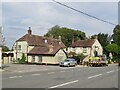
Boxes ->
[0,0,119,49]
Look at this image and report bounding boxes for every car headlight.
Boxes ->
[64,62,69,65]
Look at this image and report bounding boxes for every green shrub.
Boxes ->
[18,53,26,64]
[73,53,86,64]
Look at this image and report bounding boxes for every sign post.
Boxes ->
[109,52,113,63]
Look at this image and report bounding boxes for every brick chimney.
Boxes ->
[28,27,32,35]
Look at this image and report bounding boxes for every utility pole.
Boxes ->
[0,27,5,46]
[0,27,5,68]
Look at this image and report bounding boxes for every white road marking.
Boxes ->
[60,70,65,72]
[18,76,23,78]
[49,80,79,89]
[69,67,78,69]
[116,69,120,71]
[61,67,79,70]
[17,71,23,73]
[0,69,4,72]
[88,74,102,79]
[48,72,55,74]
[62,68,69,70]
[9,76,23,79]
[9,76,17,78]
[106,70,114,74]
[32,73,41,76]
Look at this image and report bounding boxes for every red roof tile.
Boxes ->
[71,39,95,47]
[17,34,66,48]
[28,46,62,55]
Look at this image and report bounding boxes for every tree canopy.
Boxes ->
[44,25,86,47]
[110,25,120,62]
[113,25,120,46]
[1,46,9,52]
[105,43,120,62]
[105,43,120,55]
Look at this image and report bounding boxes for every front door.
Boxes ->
[94,51,98,57]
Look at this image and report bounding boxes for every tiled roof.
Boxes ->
[17,34,66,48]
[70,39,95,47]
[28,46,62,55]
[16,28,66,55]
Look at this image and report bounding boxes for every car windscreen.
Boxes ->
[65,59,70,62]
[65,59,75,62]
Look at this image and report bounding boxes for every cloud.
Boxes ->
[2,2,118,48]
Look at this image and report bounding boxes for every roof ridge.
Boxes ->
[71,39,96,47]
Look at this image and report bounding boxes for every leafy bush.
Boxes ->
[73,53,86,64]
[18,53,26,64]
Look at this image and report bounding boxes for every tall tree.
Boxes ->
[106,43,120,55]
[1,46,10,52]
[113,25,120,46]
[106,43,120,62]
[44,25,86,47]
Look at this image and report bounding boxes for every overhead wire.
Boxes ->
[52,0,116,26]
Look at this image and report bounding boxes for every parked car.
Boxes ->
[59,58,77,67]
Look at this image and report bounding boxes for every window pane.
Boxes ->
[83,48,87,53]
[38,56,42,62]
[18,45,21,50]
[32,56,35,63]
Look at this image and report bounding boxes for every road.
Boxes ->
[2,64,120,89]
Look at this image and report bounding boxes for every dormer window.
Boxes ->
[59,41,61,45]
[44,39,48,43]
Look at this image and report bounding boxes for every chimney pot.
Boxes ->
[28,27,32,35]
[29,27,31,30]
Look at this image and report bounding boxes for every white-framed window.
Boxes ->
[94,46,99,51]
[31,56,35,63]
[18,45,21,50]
[59,41,61,45]
[38,56,42,62]
[83,47,87,53]
[72,47,75,52]
[44,39,48,43]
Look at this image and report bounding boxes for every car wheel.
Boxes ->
[106,64,108,66]
[74,63,77,67]
[68,63,70,67]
